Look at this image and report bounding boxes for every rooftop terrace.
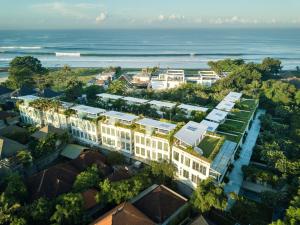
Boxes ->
[136,118,176,132]
[103,110,139,122]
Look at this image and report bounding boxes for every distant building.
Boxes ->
[186,70,227,87]
[151,70,185,90]
[131,69,151,88]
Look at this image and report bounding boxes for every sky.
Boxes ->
[0,0,300,29]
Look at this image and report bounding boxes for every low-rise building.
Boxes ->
[134,118,176,162]
[205,109,228,124]
[151,70,185,90]
[123,96,149,105]
[96,93,124,103]
[216,100,235,112]
[196,70,222,87]
[171,121,211,188]
[69,105,106,146]
[131,69,151,88]
[18,95,43,126]
[224,91,243,103]
[177,103,209,117]
[101,111,139,155]
[148,100,177,116]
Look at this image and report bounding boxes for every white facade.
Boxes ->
[69,105,106,146]
[134,118,176,162]
[101,111,138,154]
[151,70,185,90]
[177,104,209,117]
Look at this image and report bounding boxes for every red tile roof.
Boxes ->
[90,202,155,225]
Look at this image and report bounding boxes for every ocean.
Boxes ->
[0,28,299,69]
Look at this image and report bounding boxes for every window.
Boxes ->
[181,155,184,164]
[107,128,110,135]
[183,170,189,179]
[163,154,168,160]
[126,143,130,151]
[147,150,150,158]
[185,157,190,167]
[141,137,145,145]
[158,141,162,150]
[135,146,140,154]
[141,148,145,156]
[152,140,156,148]
[192,174,197,183]
[152,152,156,160]
[121,142,126,150]
[157,153,162,161]
[102,127,106,133]
[136,136,140,144]
[126,132,130,139]
[146,138,151,147]
[192,161,200,171]
[121,131,125,139]
[163,143,168,152]
[200,165,207,175]
[111,129,115,136]
[173,151,179,161]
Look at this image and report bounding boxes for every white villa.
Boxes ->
[101,111,139,155]
[151,70,185,90]
[69,105,106,146]
[134,118,176,162]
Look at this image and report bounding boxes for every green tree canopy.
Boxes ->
[73,164,102,192]
[8,56,46,89]
[190,178,227,213]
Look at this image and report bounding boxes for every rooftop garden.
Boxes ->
[236,99,258,111]
[198,135,225,160]
[228,109,253,122]
[218,119,247,134]
[218,132,242,144]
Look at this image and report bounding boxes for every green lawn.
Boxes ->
[218,119,247,133]
[228,110,252,122]
[218,132,242,143]
[237,99,258,111]
[198,136,224,159]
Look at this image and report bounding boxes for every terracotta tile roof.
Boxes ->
[27,151,110,201]
[90,202,155,225]
[107,167,132,182]
[133,185,187,224]
[82,189,98,210]
[27,163,78,200]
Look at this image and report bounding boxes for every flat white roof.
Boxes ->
[18,95,40,101]
[216,100,235,112]
[96,93,124,100]
[123,96,149,104]
[178,104,209,112]
[174,121,208,147]
[60,101,74,109]
[223,92,242,103]
[104,110,138,122]
[199,120,219,132]
[71,105,106,115]
[136,118,176,132]
[205,109,228,123]
[149,100,176,109]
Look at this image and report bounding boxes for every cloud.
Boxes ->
[157,14,185,22]
[31,2,105,21]
[96,12,107,23]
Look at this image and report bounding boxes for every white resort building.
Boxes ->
[69,105,106,146]
[100,111,139,155]
[134,118,176,162]
[18,95,43,126]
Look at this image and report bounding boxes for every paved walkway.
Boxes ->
[224,109,265,209]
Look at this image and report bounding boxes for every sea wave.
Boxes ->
[0,46,42,50]
[0,50,247,57]
[55,52,81,57]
